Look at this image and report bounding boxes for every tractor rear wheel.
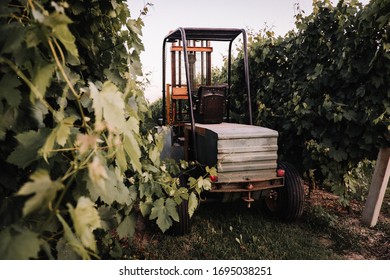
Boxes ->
[171,199,190,235]
[263,162,304,222]
[171,175,191,235]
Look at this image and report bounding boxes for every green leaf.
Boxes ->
[165,198,179,222]
[90,81,126,130]
[188,177,198,189]
[371,75,383,88]
[56,237,81,260]
[75,133,98,155]
[329,147,348,162]
[123,117,142,173]
[87,163,133,206]
[116,214,136,239]
[97,205,116,230]
[149,198,173,232]
[126,19,143,36]
[123,132,142,173]
[0,73,21,139]
[115,144,128,172]
[0,226,40,260]
[174,187,189,202]
[197,177,212,191]
[25,26,44,48]
[0,23,25,55]
[206,166,218,177]
[129,55,143,76]
[188,193,198,218]
[71,2,85,15]
[0,106,18,140]
[31,63,56,100]
[43,11,73,26]
[139,199,153,216]
[41,116,77,161]
[68,197,101,253]
[0,73,22,107]
[16,169,64,217]
[53,24,79,59]
[149,146,160,165]
[87,156,109,196]
[56,116,77,145]
[110,171,133,206]
[88,156,108,192]
[125,116,140,133]
[343,110,357,121]
[57,213,91,260]
[42,12,79,60]
[7,128,50,168]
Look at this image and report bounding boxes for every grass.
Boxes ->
[127,201,343,260]
[116,183,390,260]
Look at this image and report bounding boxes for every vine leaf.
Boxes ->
[0,73,22,107]
[123,116,142,172]
[115,144,128,172]
[87,156,109,192]
[75,133,98,155]
[16,169,64,217]
[0,22,25,55]
[0,225,40,260]
[7,128,50,168]
[139,198,153,216]
[31,62,56,100]
[188,192,198,218]
[57,213,91,260]
[126,19,143,36]
[149,146,160,165]
[206,166,218,177]
[123,132,142,173]
[106,167,133,206]
[43,11,79,60]
[56,236,81,260]
[53,24,79,62]
[329,147,348,162]
[55,116,77,145]
[90,81,126,130]
[0,73,21,140]
[149,198,179,232]
[68,197,101,253]
[87,163,133,206]
[116,214,136,239]
[41,116,77,161]
[166,198,179,222]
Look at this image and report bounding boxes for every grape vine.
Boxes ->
[0,0,214,259]
[224,0,389,203]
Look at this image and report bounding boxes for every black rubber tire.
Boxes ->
[171,199,191,236]
[263,162,304,222]
[170,175,191,236]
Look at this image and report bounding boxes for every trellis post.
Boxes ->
[362,147,390,227]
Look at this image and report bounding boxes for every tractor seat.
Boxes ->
[194,85,227,124]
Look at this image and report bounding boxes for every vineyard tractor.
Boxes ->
[160,27,304,235]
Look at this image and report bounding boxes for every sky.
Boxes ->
[127,0,369,102]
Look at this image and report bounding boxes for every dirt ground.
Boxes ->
[305,186,390,260]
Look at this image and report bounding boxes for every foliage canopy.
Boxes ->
[222,0,389,202]
[0,0,213,259]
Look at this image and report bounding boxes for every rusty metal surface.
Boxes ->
[211,178,284,193]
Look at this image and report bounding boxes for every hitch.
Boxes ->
[242,183,255,208]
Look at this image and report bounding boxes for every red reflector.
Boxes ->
[210,175,218,182]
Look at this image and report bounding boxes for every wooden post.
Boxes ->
[362,147,390,227]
